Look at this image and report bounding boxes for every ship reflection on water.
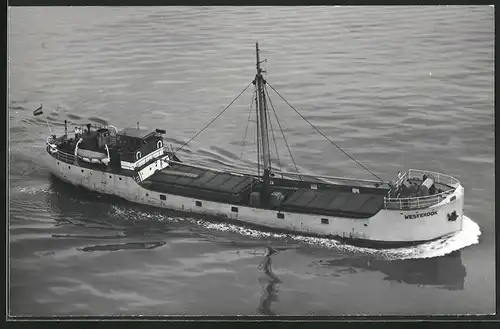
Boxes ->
[257,247,282,316]
[316,250,466,290]
[46,175,171,252]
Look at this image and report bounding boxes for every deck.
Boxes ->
[147,163,256,194]
[143,163,258,204]
[49,144,459,217]
[384,169,460,210]
[143,163,387,218]
[280,188,385,218]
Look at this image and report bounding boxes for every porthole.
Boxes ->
[364,223,368,227]
[109,175,112,178]
[119,177,122,180]
[68,166,71,169]
[146,193,149,197]
[277,213,284,219]
[81,169,84,173]
[57,162,59,165]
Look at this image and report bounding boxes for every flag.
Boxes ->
[33,104,43,116]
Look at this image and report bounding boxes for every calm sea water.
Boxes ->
[8,6,494,316]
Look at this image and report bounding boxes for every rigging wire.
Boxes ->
[261,87,273,172]
[267,81,383,182]
[240,87,257,159]
[175,81,253,154]
[255,91,261,177]
[263,89,283,178]
[264,85,302,181]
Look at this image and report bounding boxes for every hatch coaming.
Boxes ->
[143,162,386,219]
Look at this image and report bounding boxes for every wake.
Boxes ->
[108,204,481,260]
[195,215,481,260]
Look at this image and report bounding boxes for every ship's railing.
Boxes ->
[136,147,165,168]
[407,169,461,188]
[120,147,165,171]
[166,158,262,178]
[267,169,384,186]
[120,161,134,171]
[50,147,76,164]
[383,169,461,210]
[384,191,455,210]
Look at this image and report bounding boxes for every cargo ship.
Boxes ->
[42,43,464,247]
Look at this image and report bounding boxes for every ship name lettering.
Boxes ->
[404,210,438,219]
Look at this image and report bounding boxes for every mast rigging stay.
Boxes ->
[171,42,382,184]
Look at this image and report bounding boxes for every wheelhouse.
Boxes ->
[115,128,164,162]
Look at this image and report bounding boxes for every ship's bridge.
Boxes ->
[114,127,167,171]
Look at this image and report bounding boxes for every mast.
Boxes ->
[255,42,271,204]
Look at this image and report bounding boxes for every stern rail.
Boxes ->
[50,147,76,164]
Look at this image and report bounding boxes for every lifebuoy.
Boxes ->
[136,151,142,160]
[157,140,163,149]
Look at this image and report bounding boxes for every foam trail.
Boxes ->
[109,204,481,260]
[372,216,481,260]
[12,186,51,195]
[194,216,481,260]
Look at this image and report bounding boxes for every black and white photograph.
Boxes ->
[8,5,494,317]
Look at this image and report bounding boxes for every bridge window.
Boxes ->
[160,194,166,200]
[321,218,329,224]
[196,201,202,207]
[231,206,238,213]
[277,213,284,219]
